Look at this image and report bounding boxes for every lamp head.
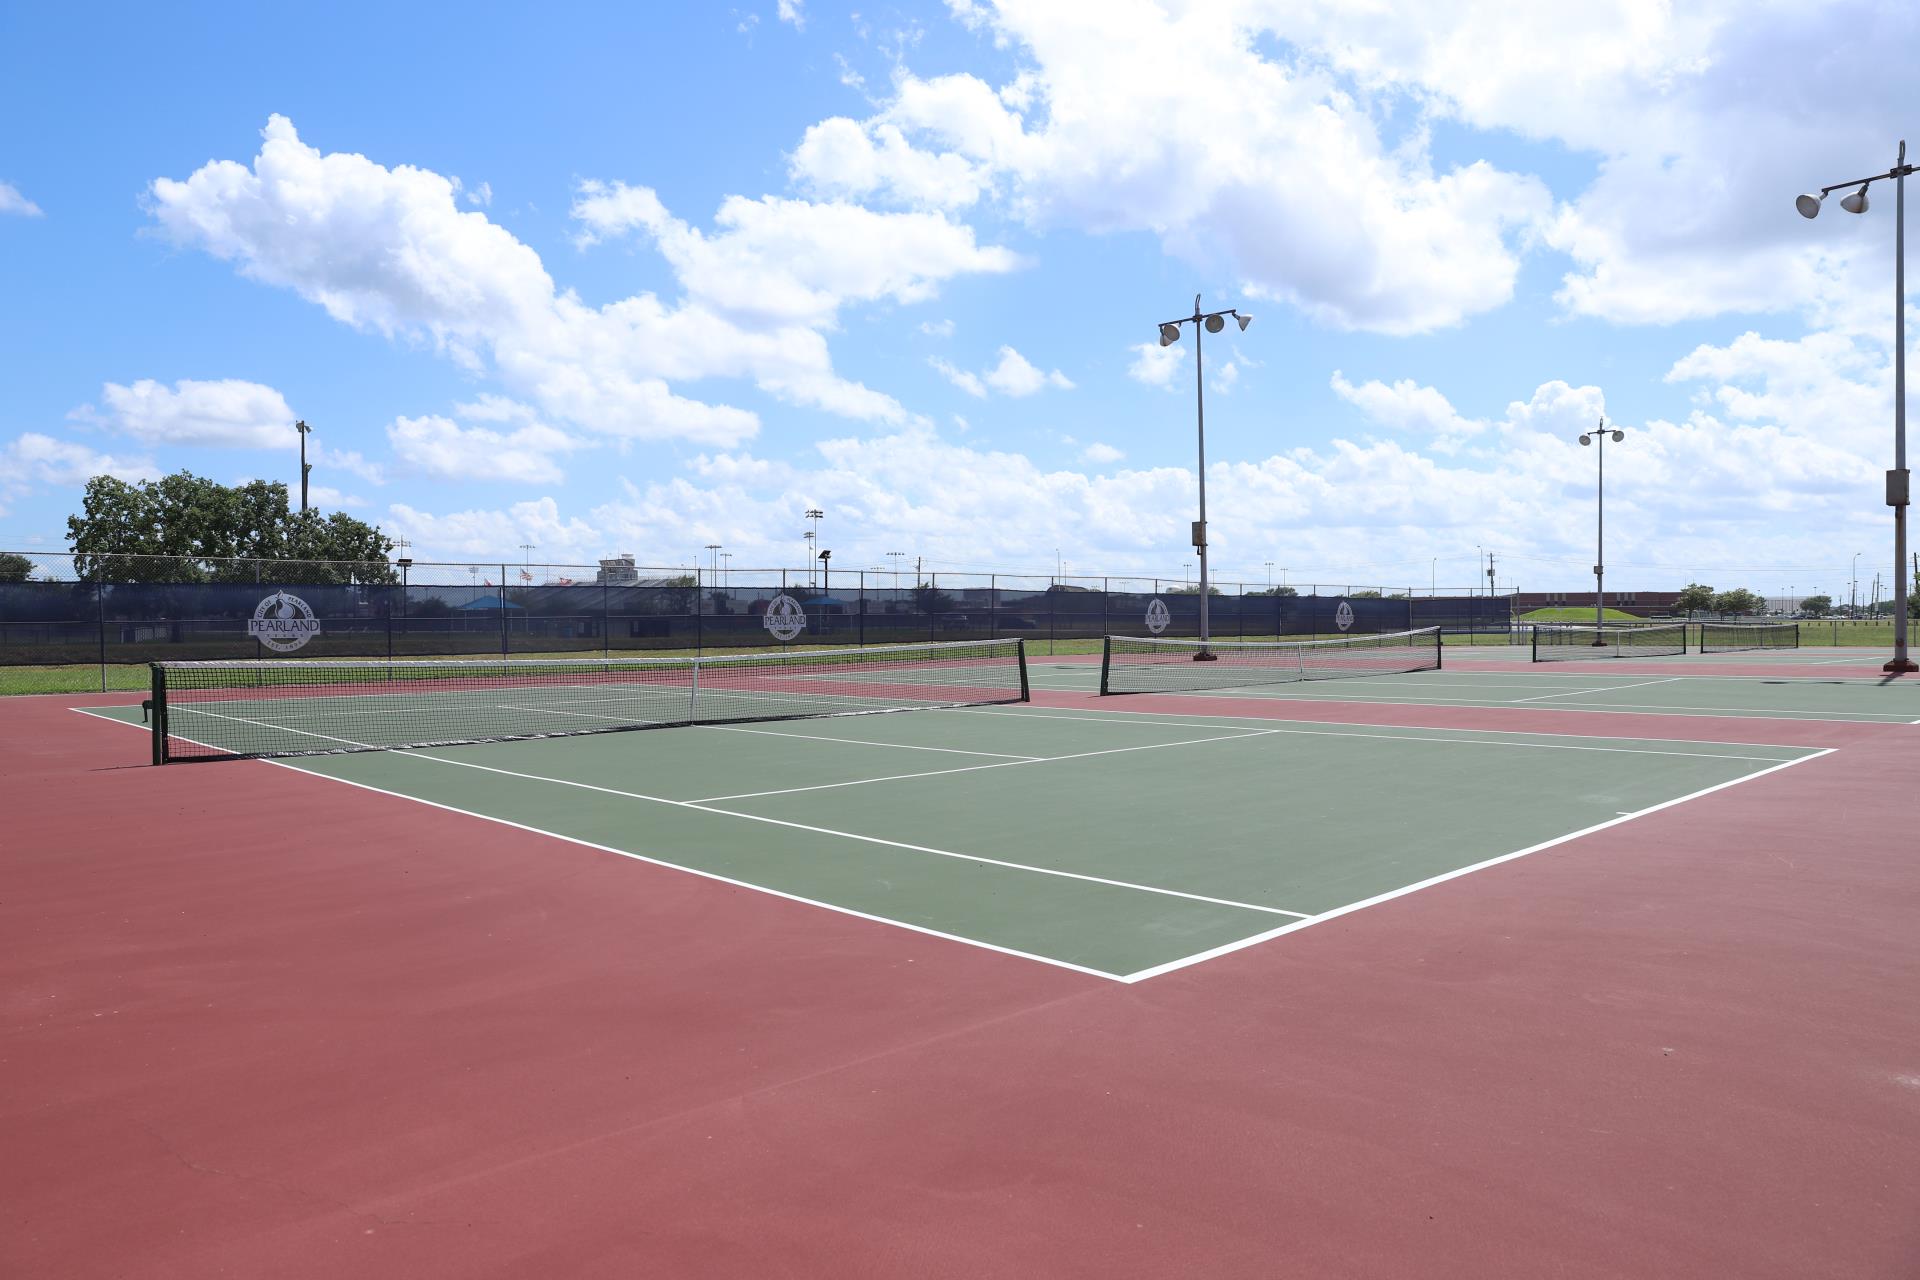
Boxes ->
[1204,313,1225,333]
[1796,192,1824,219]
[1236,312,1252,331]
[1579,434,1592,446]
[1610,429,1624,442]
[1158,323,1181,347]
[1840,185,1869,214]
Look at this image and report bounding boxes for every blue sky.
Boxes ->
[1,0,1914,601]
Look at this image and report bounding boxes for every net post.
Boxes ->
[687,653,701,725]
[1017,637,1031,702]
[1434,625,1444,670]
[150,663,168,765]
[1098,635,1111,695]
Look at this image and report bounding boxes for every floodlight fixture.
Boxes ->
[1205,313,1225,333]
[1159,323,1181,347]
[1579,433,1592,445]
[1236,313,1253,331]
[1795,140,1919,669]
[1611,429,1625,442]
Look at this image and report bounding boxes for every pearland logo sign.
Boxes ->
[248,591,321,653]
[762,594,808,642]
[1145,597,1171,635]
[1335,600,1355,632]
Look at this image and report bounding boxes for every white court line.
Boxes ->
[1118,746,1841,983]
[1509,677,1682,704]
[950,707,1810,762]
[67,710,1130,983]
[72,704,1832,984]
[706,723,1040,760]
[691,729,1281,802]
[96,705,1310,922]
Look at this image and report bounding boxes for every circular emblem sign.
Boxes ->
[762,594,808,642]
[1145,597,1171,635]
[1335,600,1355,632]
[248,590,321,653]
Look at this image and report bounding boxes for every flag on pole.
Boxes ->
[519,568,533,583]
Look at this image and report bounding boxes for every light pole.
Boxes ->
[294,419,313,514]
[706,543,721,589]
[1430,558,1436,594]
[1852,551,1862,618]
[1579,420,1626,635]
[720,551,731,590]
[887,550,905,590]
[804,509,824,588]
[1799,141,1917,670]
[1157,294,1252,656]
[1264,561,1273,590]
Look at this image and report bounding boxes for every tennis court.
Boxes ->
[77,637,1851,979]
[16,631,1920,1278]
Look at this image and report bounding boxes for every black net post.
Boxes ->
[149,664,168,765]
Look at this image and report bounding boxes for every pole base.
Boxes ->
[1884,656,1918,673]
[1192,650,1219,662]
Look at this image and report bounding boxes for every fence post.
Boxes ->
[499,569,508,656]
[696,568,704,655]
[858,571,866,647]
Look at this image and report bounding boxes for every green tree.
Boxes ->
[1711,587,1764,616]
[1245,585,1298,597]
[913,582,957,613]
[1350,589,1382,599]
[66,472,395,583]
[1675,582,1715,616]
[0,552,33,583]
[1799,594,1833,616]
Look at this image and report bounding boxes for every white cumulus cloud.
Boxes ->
[0,181,42,217]
[387,413,582,484]
[74,378,296,448]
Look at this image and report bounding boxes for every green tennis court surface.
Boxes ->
[82,699,1825,980]
[1033,661,1920,723]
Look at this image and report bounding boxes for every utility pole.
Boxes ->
[1486,551,1496,601]
[294,420,313,514]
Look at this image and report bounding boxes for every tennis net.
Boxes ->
[150,638,1029,763]
[1530,623,1686,661]
[1100,628,1442,695]
[1697,621,1799,652]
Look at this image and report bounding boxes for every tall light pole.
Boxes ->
[886,550,905,590]
[1799,141,1917,670]
[1264,560,1273,590]
[1579,420,1626,634]
[706,543,721,587]
[1157,294,1252,656]
[720,551,731,590]
[294,419,313,514]
[804,509,824,588]
[1852,551,1862,618]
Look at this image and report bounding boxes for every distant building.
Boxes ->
[596,554,640,585]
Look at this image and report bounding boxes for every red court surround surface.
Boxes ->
[5,693,1918,1278]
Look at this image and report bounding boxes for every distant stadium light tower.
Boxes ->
[1155,294,1252,657]
[1797,141,1917,671]
[1578,420,1627,637]
[294,419,313,514]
